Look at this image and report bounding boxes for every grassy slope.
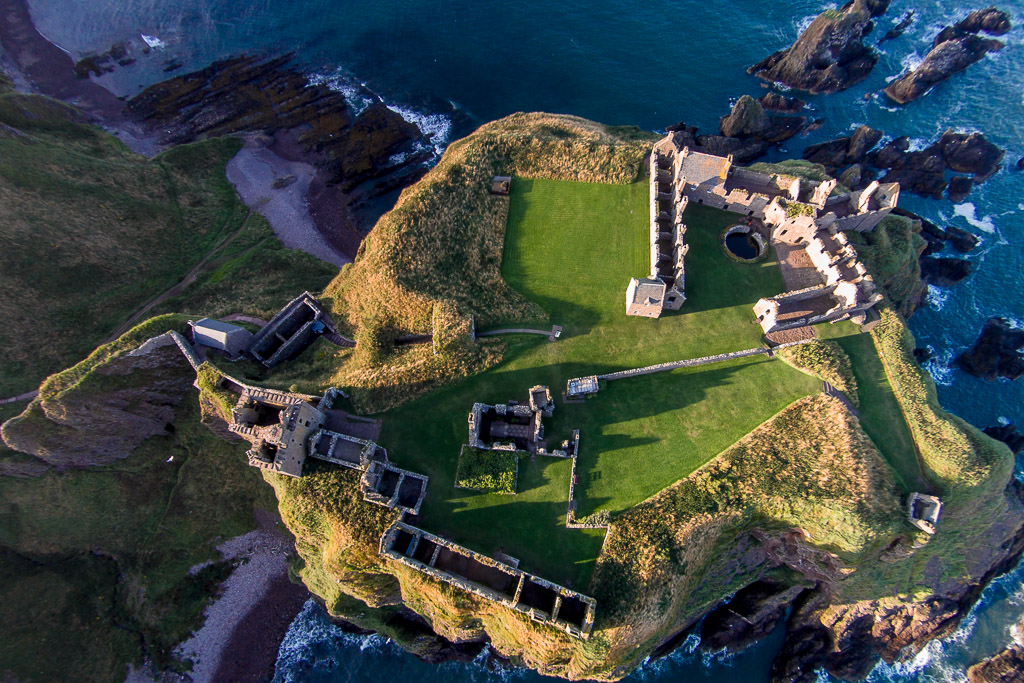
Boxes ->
[0,400,278,680]
[378,179,818,588]
[0,91,335,397]
[0,91,336,680]
[589,394,904,676]
[816,322,925,492]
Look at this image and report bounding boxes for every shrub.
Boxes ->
[454,446,519,494]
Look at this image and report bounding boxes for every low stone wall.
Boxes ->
[598,346,769,382]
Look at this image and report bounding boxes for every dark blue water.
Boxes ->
[24,0,1024,678]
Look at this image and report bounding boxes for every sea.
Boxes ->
[21,0,1024,679]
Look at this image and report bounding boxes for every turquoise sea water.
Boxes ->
[22,0,1024,678]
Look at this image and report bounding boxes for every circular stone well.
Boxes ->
[723,225,766,261]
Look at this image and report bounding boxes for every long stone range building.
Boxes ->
[627,133,900,333]
[381,520,596,638]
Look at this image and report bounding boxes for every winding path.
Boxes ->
[0,390,37,405]
[104,211,254,344]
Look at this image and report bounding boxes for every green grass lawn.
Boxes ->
[817,322,925,492]
[379,178,820,588]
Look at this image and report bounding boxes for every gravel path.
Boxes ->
[226,139,349,268]
[174,513,299,682]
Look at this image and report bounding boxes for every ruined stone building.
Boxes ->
[908,492,943,535]
[627,133,899,330]
[468,385,555,455]
[249,291,327,367]
[381,520,596,638]
[226,383,428,513]
[626,144,689,317]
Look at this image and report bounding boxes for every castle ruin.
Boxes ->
[468,385,556,455]
[381,520,596,638]
[226,384,429,514]
[627,133,900,333]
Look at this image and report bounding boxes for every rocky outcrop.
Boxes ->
[968,646,1024,683]
[700,581,807,652]
[773,483,1024,682]
[920,256,973,287]
[127,55,427,190]
[668,97,810,165]
[956,317,1024,381]
[748,0,890,94]
[984,424,1024,455]
[879,10,915,45]
[896,208,979,256]
[720,95,771,138]
[884,9,1011,104]
[800,126,1003,202]
[757,93,806,114]
[802,125,883,169]
[968,615,1024,683]
[868,131,1005,199]
[0,344,194,468]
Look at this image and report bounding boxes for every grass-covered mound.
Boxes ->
[780,339,859,406]
[455,446,519,493]
[847,213,927,316]
[0,90,334,397]
[327,114,655,333]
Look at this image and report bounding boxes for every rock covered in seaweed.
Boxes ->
[748,0,890,94]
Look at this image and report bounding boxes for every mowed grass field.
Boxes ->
[379,178,820,588]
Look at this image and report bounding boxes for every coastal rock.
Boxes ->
[802,125,883,169]
[127,55,425,187]
[867,130,1004,198]
[757,93,806,113]
[954,7,1013,37]
[1016,157,1024,171]
[720,95,771,138]
[839,163,864,189]
[913,347,934,363]
[956,317,1024,381]
[748,0,890,94]
[947,226,980,253]
[937,131,1005,180]
[983,424,1024,455]
[884,11,1009,104]
[920,256,973,286]
[879,10,915,45]
[700,581,806,652]
[773,481,1024,682]
[967,641,1024,683]
[947,176,974,202]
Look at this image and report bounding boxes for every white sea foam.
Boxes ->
[307,69,375,115]
[953,203,997,233]
[306,69,453,162]
[899,50,924,75]
[795,5,836,34]
[927,286,949,311]
[386,104,453,154]
[140,34,167,50]
[925,349,956,386]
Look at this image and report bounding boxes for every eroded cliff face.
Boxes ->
[1,341,194,469]
[773,484,1024,681]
